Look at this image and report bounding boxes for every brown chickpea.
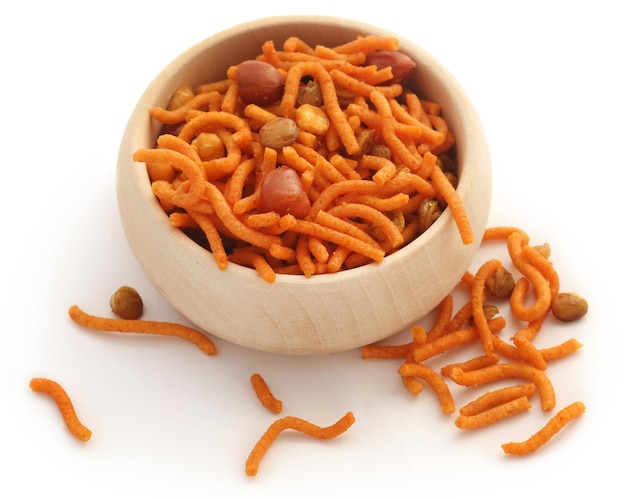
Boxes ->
[259,118,299,149]
[110,286,144,320]
[485,266,515,298]
[551,292,588,322]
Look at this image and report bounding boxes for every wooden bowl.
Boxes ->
[117,16,492,354]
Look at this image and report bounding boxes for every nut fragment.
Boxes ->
[297,79,323,106]
[167,84,194,110]
[110,286,144,320]
[350,129,379,158]
[417,198,442,234]
[551,292,588,322]
[295,104,330,135]
[485,266,515,298]
[470,304,499,325]
[532,243,551,259]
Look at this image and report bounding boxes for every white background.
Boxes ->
[2,2,623,498]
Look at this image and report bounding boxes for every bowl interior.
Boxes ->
[117,16,492,354]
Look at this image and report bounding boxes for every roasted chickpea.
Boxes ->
[551,292,588,322]
[193,132,225,161]
[167,84,194,110]
[295,104,330,135]
[259,117,299,149]
[110,286,143,320]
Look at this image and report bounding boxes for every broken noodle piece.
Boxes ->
[501,401,585,455]
[250,373,283,413]
[30,377,92,442]
[245,412,355,476]
[68,305,217,356]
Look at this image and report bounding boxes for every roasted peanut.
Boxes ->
[259,166,311,218]
[551,292,588,322]
[259,118,299,149]
[236,60,285,105]
[364,50,417,86]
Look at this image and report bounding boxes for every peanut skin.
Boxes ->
[259,166,311,219]
[236,60,285,105]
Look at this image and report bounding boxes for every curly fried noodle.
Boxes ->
[133,34,472,282]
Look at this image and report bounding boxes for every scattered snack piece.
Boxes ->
[401,376,424,396]
[501,401,585,455]
[551,292,588,322]
[470,258,503,355]
[397,363,455,413]
[250,373,283,414]
[363,225,587,454]
[109,285,144,320]
[447,363,556,412]
[68,305,217,355]
[440,353,500,377]
[30,377,92,442]
[245,412,356,476]
[412,317,506,363]
[455,396,531,430]
[459,383,536,417]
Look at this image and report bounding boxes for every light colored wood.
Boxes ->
[116,16,492,354]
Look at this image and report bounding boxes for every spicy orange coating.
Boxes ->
[458,383,536,417]
[446,362,555,411]
[136,34,467,280]
[245,412,356,476]
[455,396,531,430]
[429,157,474,244]
[397,363,455,413]
[411,317,506,363]
[470,259,503,355]
[440,353,500,377]
[30,377,92,442]
[250,373,283,413]
[68,305,217,356]
[501,401,585,455]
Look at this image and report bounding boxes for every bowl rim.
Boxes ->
[116,15,492,353]
[121,14,483,285]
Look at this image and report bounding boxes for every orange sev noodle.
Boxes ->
[245,412,355,476]
[30,377,92,442]
[501,401,585,455]
[68,305,217,356]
